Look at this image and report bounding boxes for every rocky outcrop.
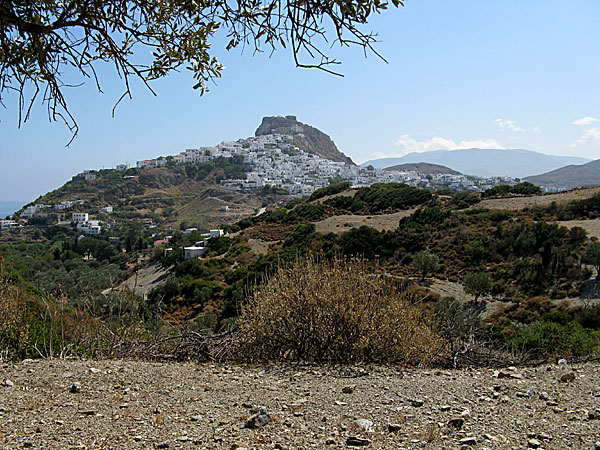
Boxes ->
[255,115,355,165]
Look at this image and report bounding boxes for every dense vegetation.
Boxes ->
[2,182,600,364]
[482,182,542,198]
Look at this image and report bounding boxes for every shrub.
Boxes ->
[584,243,600,281]
[235,257,445,365]
[412,251,440,281]
[507,320,600,357]
[463,272,493,301]
[309,181,351,201]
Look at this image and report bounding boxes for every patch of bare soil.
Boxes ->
[1,359,599,449]
[477,187,600,211]
[425,279,509,319]
[114,263,170,299]
[247,239,276,256]
[558,219,600,240]
[314,210,414,234]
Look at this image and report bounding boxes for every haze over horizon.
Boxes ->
[1,0,599,202]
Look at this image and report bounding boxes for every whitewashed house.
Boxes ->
[72,213,89,223]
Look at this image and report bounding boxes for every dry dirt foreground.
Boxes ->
[1,360,600,450]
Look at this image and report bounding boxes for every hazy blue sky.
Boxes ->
[1,0,599,202]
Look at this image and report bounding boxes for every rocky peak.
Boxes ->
[255,115,355,166]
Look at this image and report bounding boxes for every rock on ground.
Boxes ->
[0,360,599,449]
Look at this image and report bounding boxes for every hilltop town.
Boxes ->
[136,132,517,198]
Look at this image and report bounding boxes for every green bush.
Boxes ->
[309,181,351,201]
[508,320,600,357]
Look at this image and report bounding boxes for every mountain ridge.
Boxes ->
[525,159,600,190]
[384,162,461,175]
[362,148,590,178]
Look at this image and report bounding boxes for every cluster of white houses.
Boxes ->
[4,200,114,236]
[158,229,226,260]
[134,133,517,197]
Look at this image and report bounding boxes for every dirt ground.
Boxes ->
[557,219,600,240]
[477,187,600,211]
[112,263,170,299]
[1,359,599,450]
[314,210,415,234]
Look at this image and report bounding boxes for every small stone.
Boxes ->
[557,358,568,365]
[190,415,203,422]
[342,385,355,394]
[156,442,169,449]
[559,373,576,383]
[409,399,424,407]
[354,419,373,432]
[70,382,81,393]
[527,438,542,448]
[346,436,371,446]
[459,437,477,445]
[388,423,402,432]
[440,405,451,412]
[447,417,464,429]
[539,391,549,401]
[244,407,270,429]
[3,379,14,387]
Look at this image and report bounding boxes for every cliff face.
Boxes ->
[255,115,355,166]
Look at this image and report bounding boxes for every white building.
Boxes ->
[184,246,206,259]
[77,222,101,235]
[116,164,128,171]
[0,220,18,230]
[209,229,224,238]
[72,213,89,223]
[100,206,113,214]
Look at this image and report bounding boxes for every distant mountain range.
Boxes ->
[525,159,600,190]
[255,115,355,165]
[384,162,461,175]
[362,149,590,179]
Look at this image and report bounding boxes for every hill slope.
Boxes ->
[30,163,277,230]
[384,162,461,175]
[361,149,590,178]
[255,115,355,165]
[525,159,600,190]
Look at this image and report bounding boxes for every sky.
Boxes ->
[1,0,599,202]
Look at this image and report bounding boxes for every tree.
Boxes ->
[463,271,492,302]
[412,251,440,282]
[584,243,600,281]
[1,0,403,142]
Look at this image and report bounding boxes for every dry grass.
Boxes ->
[313,210,414,234]
[235,256,446,365]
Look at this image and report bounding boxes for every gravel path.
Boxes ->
[1,360,599,449]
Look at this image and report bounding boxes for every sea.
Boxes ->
[0,201,26,219]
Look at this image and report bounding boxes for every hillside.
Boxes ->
[384,162,461,175]
[255,115,355,165]
[361,149,589,178]
[28,161,279,231]
[525,159,600,190]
